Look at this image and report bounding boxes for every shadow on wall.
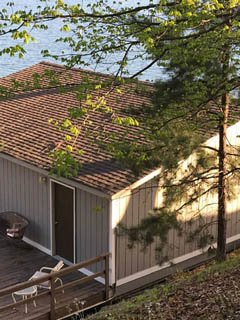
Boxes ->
[115,178,240,282]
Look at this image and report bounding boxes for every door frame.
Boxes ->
[50,179,76,263]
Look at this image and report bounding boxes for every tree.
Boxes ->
[1,0,240,261]
[48,0,240,262]
[52,0,240,262]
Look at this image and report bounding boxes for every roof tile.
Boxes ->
[0,62,153,195]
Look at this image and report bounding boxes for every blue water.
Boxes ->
[0,0,162,81]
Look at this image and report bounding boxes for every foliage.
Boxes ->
[53,0,240,262]
[118,208,182,264]
[86,249,240,320]
[85,251,239,320]
[1,0,240,260]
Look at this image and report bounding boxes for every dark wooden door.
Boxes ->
[54,183,74,262]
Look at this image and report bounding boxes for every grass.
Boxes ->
[85,249,240,320]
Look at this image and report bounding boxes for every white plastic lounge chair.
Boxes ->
[30,261,64,295]
[12,285,37,313]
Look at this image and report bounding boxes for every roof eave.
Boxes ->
[111,167,161,200]
[0,152,111,200]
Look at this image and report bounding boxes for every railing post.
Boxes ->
[105,254,110,300]
[50,275,56,320]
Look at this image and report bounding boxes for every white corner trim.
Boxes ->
[112,168,161,200]
[79,267,105,285]
[116,233,240,287]
[23,236,51,255]
[109,200,115,286]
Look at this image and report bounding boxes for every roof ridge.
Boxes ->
[39,61,116,79]
[0,61,154,89]
[39,61,155,87]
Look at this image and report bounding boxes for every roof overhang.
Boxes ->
[111,167,161,200]
[0,152,111,200]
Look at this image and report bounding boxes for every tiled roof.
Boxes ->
[0,62,154,195]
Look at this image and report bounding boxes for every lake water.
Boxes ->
[0,0,162,81]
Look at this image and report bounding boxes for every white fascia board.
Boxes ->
[111,168,162,200]
[0,152,48,175]
[0,152,110,199]
[112,120,240,201]
[52,175,110,199]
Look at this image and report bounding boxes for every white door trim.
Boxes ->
[50,179,76,263]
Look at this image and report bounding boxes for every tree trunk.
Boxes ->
[216,92,229,262]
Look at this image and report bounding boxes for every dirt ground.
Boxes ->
[88,252,240,320]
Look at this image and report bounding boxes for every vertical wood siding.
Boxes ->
[116,177,240,281]
[0,158,50,248]
[116,121,240,281]
[116,179,160,280]
[75,189,109,273]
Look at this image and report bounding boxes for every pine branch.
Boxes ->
[175,185,218,213]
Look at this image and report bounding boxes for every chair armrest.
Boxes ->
[40,267,53,272]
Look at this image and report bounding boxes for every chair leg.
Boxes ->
[12,293,29,313]
[12,293,16,304]
[32,293,37,308]
[23,295,27,314]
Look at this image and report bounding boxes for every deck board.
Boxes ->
[0,234,106,319]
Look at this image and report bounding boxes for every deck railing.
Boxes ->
[0,252,110,320]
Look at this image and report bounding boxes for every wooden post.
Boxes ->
[50,275,56,320]
[105,254,110,300]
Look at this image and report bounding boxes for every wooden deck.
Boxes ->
[0,234,107,319]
